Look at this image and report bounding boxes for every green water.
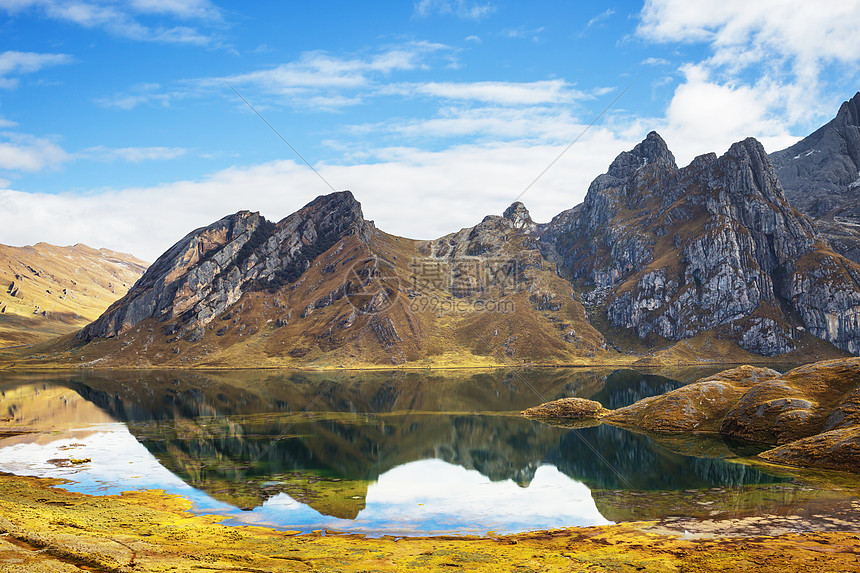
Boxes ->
[0,367,854,535]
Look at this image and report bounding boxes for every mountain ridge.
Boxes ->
[7,99,860,368]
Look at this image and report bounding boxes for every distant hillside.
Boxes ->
[0,243,148,347]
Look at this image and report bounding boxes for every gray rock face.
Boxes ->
[417,202,544,299]
[423,201,539,260]
[502,201,537,232]
[79,191,368,341]
[541,132,860,356]
[370,315,401,347]
[541,132,678,284]
[784,258,860,355]
[772,92,860,217]
[738,318,796,357]
[771,91,860,263]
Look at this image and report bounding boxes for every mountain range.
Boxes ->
[6,93,860,368]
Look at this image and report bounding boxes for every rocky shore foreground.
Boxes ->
[1,471,859,573]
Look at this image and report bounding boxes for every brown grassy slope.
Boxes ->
[12,226,614,368]
[0,243,147,347]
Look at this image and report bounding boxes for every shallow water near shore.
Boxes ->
[0,367,857,537]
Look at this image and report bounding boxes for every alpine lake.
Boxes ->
[2,366,859,539]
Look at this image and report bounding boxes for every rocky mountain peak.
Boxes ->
[770,92,860,263]
[721,137,788,205]
[502,201,534,230]
[606,131,677,180]
[279,189,368,244]
[835,91,860,126]
[299,189,362,219]
[79,191,371,342]
[542,130,860,357]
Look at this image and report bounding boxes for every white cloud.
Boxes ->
[413,0,495,21]
[641,57,669,66]
[351,106,588,142]
[639,0,860,67]
[79,145,188,162]
[504,26,544,41]
[150,24,211,44]
[0,50,72,88]
[639,0,860,126]
[385,79,584,106]
[96,82,175,109]
[0,0,219,45]
[586,8,615,29]
[99,42,459,113]
[0,127,638,260]
[655,64,799,165]
[218,42,453,109]
[129,0,221,20]
[0,132,69,171]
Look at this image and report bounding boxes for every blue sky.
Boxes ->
[1,0,859,260]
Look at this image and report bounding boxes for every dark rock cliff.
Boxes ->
[79,191,369,341]
[771,92,860,263]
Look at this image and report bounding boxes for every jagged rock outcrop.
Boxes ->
[416,201,606,354]
[417,203,539,298]
[738,318,796,356]
[369,315,401,347]
[771,91,860,263]
[502,201,537,232]
[772,92,860,218]
[79,191,368,341]
[421,201,539,261]
[541,131,678,286]
[541,132,860,356]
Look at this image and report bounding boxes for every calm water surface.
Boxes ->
[0,367,847,536]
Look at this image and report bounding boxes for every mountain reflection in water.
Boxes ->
[0,367,821,535]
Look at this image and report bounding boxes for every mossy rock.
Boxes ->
[522,397,609,420]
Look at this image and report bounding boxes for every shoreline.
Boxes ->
[1,472,859,572]
[0,358,812,373]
